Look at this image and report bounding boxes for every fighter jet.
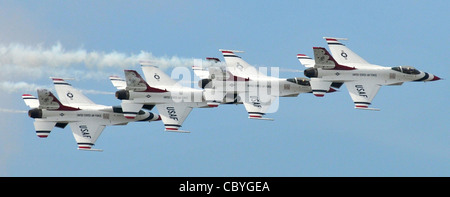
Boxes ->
[113,64,213,133]
[297,37,441,110]
[22,78,160,151]
[193,50,337,120]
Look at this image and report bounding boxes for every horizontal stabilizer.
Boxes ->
[121,101,144,119]
[34,120,56,138]
[109,76,126,90]
[297,54,315,68]
[22,94,39,109]
[309,78,332,97]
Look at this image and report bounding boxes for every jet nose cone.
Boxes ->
[430,75,441,81]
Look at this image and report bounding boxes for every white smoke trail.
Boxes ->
[0,108,27,113]
[0,42,199,81]
[0,42,217,93]
[0,81,114,95]
[279,68,303,73]
[79,89,114,95]
[0,42,196,68]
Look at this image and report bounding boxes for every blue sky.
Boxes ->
[0,0,448,176]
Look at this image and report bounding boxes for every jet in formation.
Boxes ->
[112,62,214,133]
[193,50,336,120]
[22,37,441,151]
[297,37,440,110]
[23,78,160,151]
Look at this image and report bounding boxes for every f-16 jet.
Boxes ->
[297,37,441,110]
[23,78,160,151]
[193,50,337,120]
[113,64,213,133]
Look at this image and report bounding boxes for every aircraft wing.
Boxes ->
[345,81,381,110]
[69,121,106,151]
[156,103,193,133]
[51,78,96,106]
[241,93,276,120]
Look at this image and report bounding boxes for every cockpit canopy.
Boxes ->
[286,77,310,86]
[391,66,420,75]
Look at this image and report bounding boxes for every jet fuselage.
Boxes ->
[306,65,439,85]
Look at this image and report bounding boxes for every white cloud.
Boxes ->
[0,81,51,94]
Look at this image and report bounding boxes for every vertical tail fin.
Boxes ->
[219,49,265,78]
[124,70,168,92]
[323,37,370,65]
[140,65,180,88]
[37,89,79,111]
[313,47,355,70]
[51,77,95,106]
